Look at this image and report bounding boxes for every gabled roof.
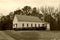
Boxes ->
[15,15,41,22]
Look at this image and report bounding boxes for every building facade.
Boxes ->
[13,15,50,30]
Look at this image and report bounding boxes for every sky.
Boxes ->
[0,0,60,15]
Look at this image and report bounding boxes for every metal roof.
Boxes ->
[15,15,41,22]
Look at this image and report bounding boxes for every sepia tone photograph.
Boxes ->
[0,0,60,40]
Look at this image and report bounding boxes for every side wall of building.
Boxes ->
[13,16,18,28]
[16,22,50,30]
[13,16,50,30]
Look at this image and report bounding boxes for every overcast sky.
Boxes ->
[0,0,60,15]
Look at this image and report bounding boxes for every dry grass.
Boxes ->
[4,30,60,40]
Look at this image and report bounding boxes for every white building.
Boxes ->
[13,15,50,30]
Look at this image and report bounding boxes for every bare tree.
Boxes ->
[40,6,59,30]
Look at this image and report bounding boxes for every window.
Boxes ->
[38,24,40,27]
[27,24,29,27]
[31,24,33,27]
[42,24,44,27]
[22,23,24,27]
[35,24,37,27]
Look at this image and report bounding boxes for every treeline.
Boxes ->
[14,6,43,18]
[0,6,60,30]
[0,12,14,30]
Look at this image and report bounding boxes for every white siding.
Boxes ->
[24,23,27,27]
[29,23,31,27]
[17,22,50,29]
[17,23,22,28]
[13,20,50,30]
[13,16,18,24]
[40,23,43,27]
[13,16,18,28]
[33,23,35,27]
[46,24,50,30]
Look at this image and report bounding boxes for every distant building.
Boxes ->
[13,15,50,30]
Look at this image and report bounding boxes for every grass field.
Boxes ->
[0,31,15,40]
[4,30,60,40]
